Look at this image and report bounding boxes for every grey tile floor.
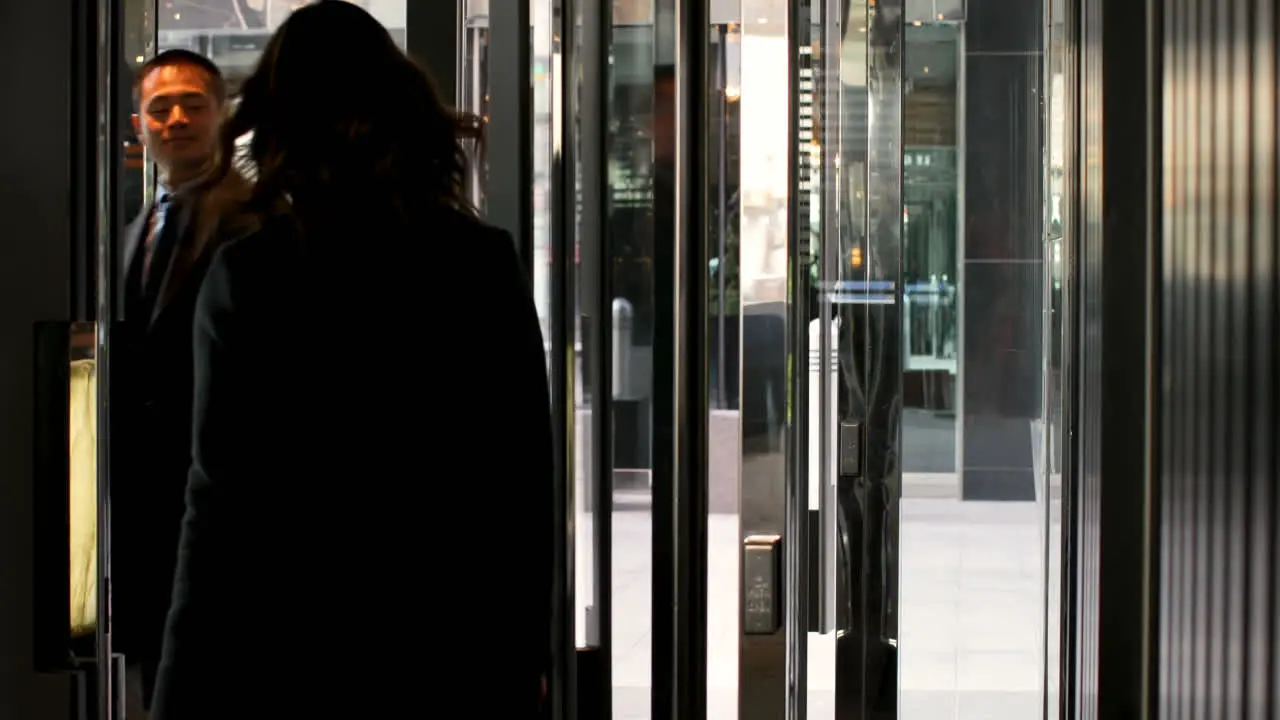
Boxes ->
[577,497,1062,720]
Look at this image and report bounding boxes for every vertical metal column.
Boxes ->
[139,0,158,252]
[579,0,614,715]
[736,1,802,717]
[457,5,487,214]
[714,27,728,409]
[406,2,460,125]
[1064,0,1162,713]
[550,1,578,718]
[1056,0,1080,710]
[784,1,814,717]
[651,0,678,713]
[96,0,126,716]
[674,0,710,715]
[489,0,534,272]
[816,0,843,639]
[653,0,710,716]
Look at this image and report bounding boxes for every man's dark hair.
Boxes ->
[133,49,227,109]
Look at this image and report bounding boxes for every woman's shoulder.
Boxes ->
[429,208,519,264]
[433,207,512,242]
[198,216,300,310]
[208,206,518,285]
[214,213,301,267]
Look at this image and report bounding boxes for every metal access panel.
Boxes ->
[743,535,785,635]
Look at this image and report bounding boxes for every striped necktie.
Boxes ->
[141,191,174,289]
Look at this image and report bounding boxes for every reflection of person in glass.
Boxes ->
[150,3,554,718]
[113,49,249,720]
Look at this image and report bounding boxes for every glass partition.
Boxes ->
[706,13,742,717]
[603,2,660,714]
[156,0,407,87]
[1042,0,1069,714]
[721,0,1066,717]
[897,0,1056,717]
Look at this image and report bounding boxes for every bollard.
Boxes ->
[612,298,633,399]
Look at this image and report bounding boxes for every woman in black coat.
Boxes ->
[150,3,554,717]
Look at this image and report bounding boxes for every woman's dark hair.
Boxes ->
[215,0,478,232]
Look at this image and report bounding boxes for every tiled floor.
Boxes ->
[578,498,1061,719]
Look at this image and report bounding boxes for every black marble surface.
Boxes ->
[960,0,1045,502]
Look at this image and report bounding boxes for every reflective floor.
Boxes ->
[581,476,1061,720]
[590,501,1060,720]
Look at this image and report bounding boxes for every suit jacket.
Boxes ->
[109,173,251,693]
[151,208,555,719]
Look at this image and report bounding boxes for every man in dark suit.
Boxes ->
[112,49,248,719]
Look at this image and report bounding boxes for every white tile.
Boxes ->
[902,689,960,719]
[900,649,958,690]
[900,607,963,652]
[599,499,1054,716]
[956,690,1044,720]
[955,650,1041,692]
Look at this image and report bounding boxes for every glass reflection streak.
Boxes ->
[833,0,904,717]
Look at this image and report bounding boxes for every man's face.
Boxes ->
[132,63,221,182]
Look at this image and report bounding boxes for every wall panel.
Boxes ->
[1066,0,1279,716]
[1157,0,1278,716]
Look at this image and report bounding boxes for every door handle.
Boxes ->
[811,0,844,635]
[809,318,840,634]
[839,421,863,480]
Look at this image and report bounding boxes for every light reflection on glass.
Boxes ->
[69,324,98,637]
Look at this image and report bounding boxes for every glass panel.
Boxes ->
[122,0,155,225]
[606,3,659,714]
[713,0,1062,715]
[157,1,407,86]
[533,0,555,350]
[899,39,964,708]
[734,0,795,715]
[805,0,842,712]
[570,0,594,659]
[1043,0,1068,713]
[897,0,1053,718]
[559,0,586,655]
[840,0,904,713]
[902,25,960,436]
[906,0,967,24]
[707,17,743,718]
[155,1,409,188]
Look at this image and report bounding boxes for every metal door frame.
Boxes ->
[734,0,906,716]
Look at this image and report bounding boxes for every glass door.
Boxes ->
[724,0,1062,718]
[733,0,908,716]
[733,0,889,715]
